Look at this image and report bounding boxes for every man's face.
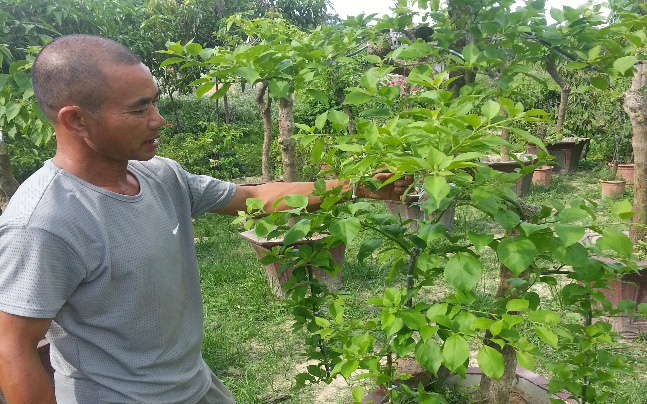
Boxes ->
[81,62,166,162]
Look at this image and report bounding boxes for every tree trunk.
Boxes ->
[0,137,19,213]
[278,96,298,182]
[477,224,531,403]
[545,58,571,134]
[256,81,273,182]
[500,110,510,161]
[223,93,230,125]
[335,88,355,135]
[624,61,647,243]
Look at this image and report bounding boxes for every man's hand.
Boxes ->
[358,173,414,201]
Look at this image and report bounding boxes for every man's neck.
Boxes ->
[52,153,141,196]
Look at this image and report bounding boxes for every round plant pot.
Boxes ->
[608,163,635,185]
[532,166,553,186]
[600,179,626,198]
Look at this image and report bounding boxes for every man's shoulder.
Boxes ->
[0,162,61,227]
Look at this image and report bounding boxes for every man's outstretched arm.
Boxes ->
[212,173,412,216]
[0,312,54,404]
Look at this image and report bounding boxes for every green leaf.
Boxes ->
[352,386,364,403]
[442,334,470,373]
[384,315,404,337]
[328,109,349,129]
[497,236,537,275]
[566,61,587,70]
[344,91,373,105]
[506,299,529,312]
[235,67,261,84]
[285,194,308,209]
[5,103,21,121]
[596,229,632,257]
[283,219,311,245]
[341,360,359,378]
[185,42,203,57]
[535,326,558,347]
[516,350,536,371]
[423,175,450,211]
[315,111,328,130]
[493,210,521,230]
[462,44,480,64]
[246,197,264,212]
[269,80,291,100]
[329,218,361,245]
[557,207,589,223]
[415,339,442,375]
[358,238,382,263]
[590,76,608,91]
[160,57,185,67]
[481,100,500,120]
[528,310,561,325]
[397,41,433,60]
[511,128,547,154]
[444,252,483,291]
[195,82,215,99]
[306,89,328,105]
[477,346,505,380]
[364,54,382,64]
[254,217,274,238]
[611,199,635,219]
[311,139,324,164]
[554,224,585,247]
[468,232,494,254]
[613,56,637,75]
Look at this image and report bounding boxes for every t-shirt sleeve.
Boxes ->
[0,226,86,318]
[162,159,237,217]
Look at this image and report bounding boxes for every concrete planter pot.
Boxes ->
[384,194,455,232]
[532,166,553,186]
[239,230,345,298]
[545,138,590,174]
[363,363,575,404]
[485,154,537,197]
[600,179,626,198]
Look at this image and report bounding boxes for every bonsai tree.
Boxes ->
[236,2,646,403]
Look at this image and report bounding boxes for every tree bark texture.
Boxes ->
[0,140,19,213]
[278,96,298,182]
[335,88,355,135]
[545,58,571,134]
[256,81,273,182]
[223,93,230,125]
[624,61,647,243]
[477,223,532,403]
[500,110,511,161]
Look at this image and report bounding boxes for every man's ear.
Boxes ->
[57,106,89,135]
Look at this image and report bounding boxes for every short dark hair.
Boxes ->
[32,35,142,121]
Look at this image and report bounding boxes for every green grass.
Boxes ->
[196,167,646,403]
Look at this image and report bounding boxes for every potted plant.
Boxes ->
[601,125,628,199]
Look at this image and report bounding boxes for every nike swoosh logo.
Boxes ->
[172,223,179,235]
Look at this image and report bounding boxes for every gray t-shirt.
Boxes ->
[0,157,237,404]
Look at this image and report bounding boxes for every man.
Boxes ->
[0,35,409,404]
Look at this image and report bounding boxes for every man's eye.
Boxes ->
[132,109,147,115]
